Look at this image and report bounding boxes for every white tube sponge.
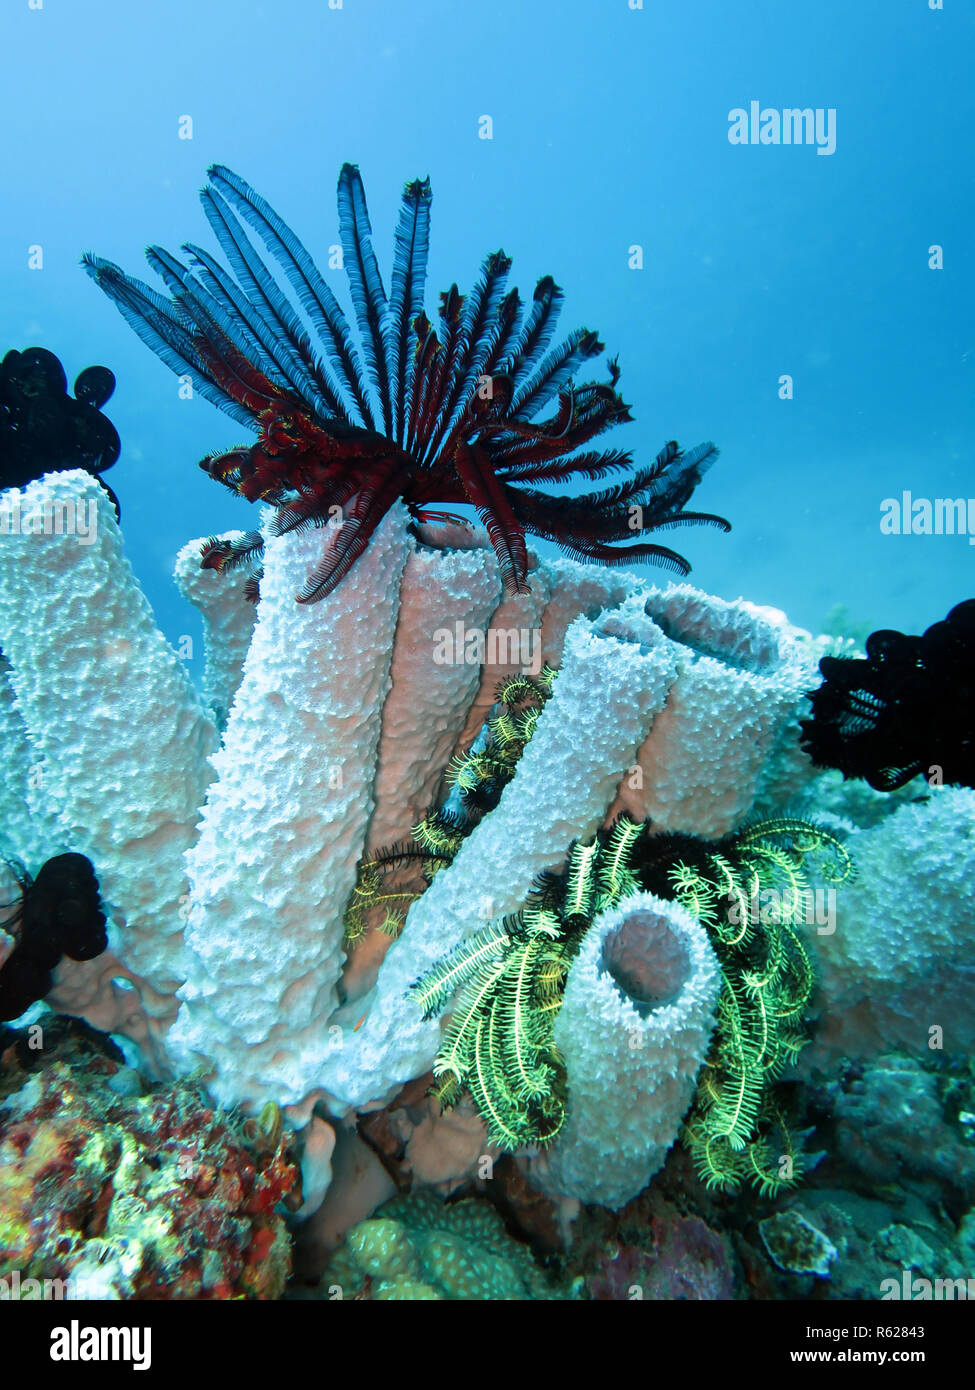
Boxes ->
[0,656,50,866]
[607,585,818,837]
[0,471,218,995]
[365,545,501,854]
[172,533,258,730]
[169,503,412,1108]
[807,786,975,1063]
[535,557,648,668]
[342,546,501,1006]
[319,592,678,1111]
[452,568,552,756]
[530,891,720,1208]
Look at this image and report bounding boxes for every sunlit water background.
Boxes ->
[2,0,972,672]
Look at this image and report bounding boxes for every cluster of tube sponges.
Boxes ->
[6,467,957,1211]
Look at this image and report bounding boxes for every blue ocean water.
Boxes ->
[2,0,972,650]
[4,3,975,1327]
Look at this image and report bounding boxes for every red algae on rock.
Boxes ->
[0,1023,298,1298]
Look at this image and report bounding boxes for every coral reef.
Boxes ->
[6,454,949,1252]
[1,154,968,1313]
[0,463,834,1213]
[0,1021,298,1298]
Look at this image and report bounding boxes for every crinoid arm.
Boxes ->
[200,530,266,573]
[654,814,846,1194]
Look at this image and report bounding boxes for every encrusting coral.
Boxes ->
[0,1022,298,1299]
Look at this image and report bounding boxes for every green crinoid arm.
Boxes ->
[535,663,558,693]
[498,939,554,1101]
[669,861,720,927]
[684,1122,747,1193]
[563,837,599,919]
[514,707,542,743]
[708,985,766,1149]
[738,816,854,885]
[434,953,511,1082]
[597,816,643,907]
[771,918,815,1018]
[743,1137,798,1197]
[429,1070,464,1112]
[702,1060,765,1154]
[495,673,538,705]
[468,1005,532,1151]
[520,898,562,938]
[442,752,481,794]
[487,710,520,747]
[706,853,755,946]
[412,808,466,854]
[411,919,510,1020]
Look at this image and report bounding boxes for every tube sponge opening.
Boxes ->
[601,904,691,1010]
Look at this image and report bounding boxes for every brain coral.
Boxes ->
[319,1189,565,1300]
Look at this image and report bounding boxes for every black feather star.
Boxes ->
[800,599,975,791]
[0,347,121,516]
[83,164,730,601]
